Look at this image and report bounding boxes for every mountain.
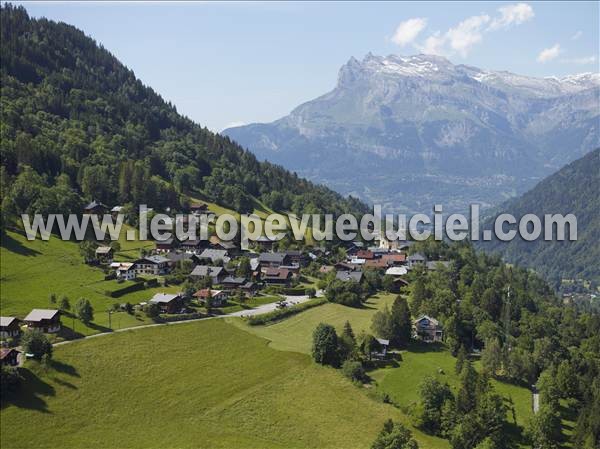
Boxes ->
[225,53,600,214]
[0,4,366,227]
[479,148,600,286]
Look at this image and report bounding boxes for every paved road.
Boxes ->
[532,392,540,414]
[54,291,322,347]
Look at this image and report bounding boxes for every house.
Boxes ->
[95,246,114,264]
[149,293,183,314]
[254,236,275,250]
[0,317,20,339]
[381,253,407,266]
[413,315,443,343]
[193,289,228,307]
[345,241,365,256]
[240,282,258,296]
[0,348,20,367]
[134,255,170,276]
[180,238,205,254]
[190,265,224,283]
[258,252,289,268]
[284,250,307,266]
[262,268,292,285]
[83,199,107,215]
[334,261,360,272]
[373,338,390,358]
[385,266,408,277]
[111,262,137,280]
[190,203,209,215]
[364,258,388,270]
[155,238,176,253]
[110,205,124,218]
[335,270,364,283]
[164,251,200,268]
[356,250,375,260]
[23,309,61,333]
[407,253,427,268]
[220,276,248,290]
[198,249,229,265]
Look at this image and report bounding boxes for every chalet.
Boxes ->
[373,338,389,358]
[0,348,20,367]
[193,289,228,307]
[407,253,427,268]
[220,276,248,290]
[284,250,308,266]
[334,261,360,272]
[190,203,209,215]
[345,241,365,256]
[134,255,170,276]
[83,200,107,215]
[111,262,137,280]
[381,253,407,266]
[95,246,114,264]
[155,238,176,253]
[240,281,258,296]
[149,293,183,314]
[258,252,289,268]
[262,268,293,285]
[181,238,205,254]
[413,315,443,343]
[364,258,388,270]
[110,205,124,218]
[254,236,275,250]
[165,251,200,268]
[0,317,20,339]
[335,270,364,283]
[426,261,452,271]
[199,249,229,265]
[356,250,375,260]
[23,309,61,333]
[385,266,408,277]
[190,265,224,283]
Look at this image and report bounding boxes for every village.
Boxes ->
[0,200,448,367]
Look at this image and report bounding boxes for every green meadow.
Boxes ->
[0,319,447,449]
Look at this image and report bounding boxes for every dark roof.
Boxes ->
[84,200,106,210]
[258,252,287,264]
[190,265,224,278]
[263,268,292,280]
[335,271,363,282]
[199,249,229,261]
[155,238,175,246]
[221,276,247,285]
[164,252,194,263]
[408,253,426,262]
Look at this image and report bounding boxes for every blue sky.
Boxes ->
[17,1,599,131]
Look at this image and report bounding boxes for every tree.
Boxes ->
[456,362,478,414]
[326,279,363,307]
[339,321,357,362]
[417,376,453,434]
[59,295,70,312]
[236,256,251,278]
[390,296,412,347]
[48,293,57,307]
[341,360,366,383]
[145,302,160,319]
[358,333,380,361]
[527,404,562,449]
[371,305,394,341]
[382,275,395,293]
[481,338,503,377]
[455,345,467,375]
[79,240,96,263]
[372,420,419,449]
[21,329,53,359]
[311,323,339,367]
[0,365,21,395]
[75,298,94,324]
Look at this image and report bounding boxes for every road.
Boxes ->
[54,291,322,347]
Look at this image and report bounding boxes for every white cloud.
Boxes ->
[489,3,534,30]
[419,31,447,56]
[561,55,597,65]
[571,31,583,40]
[537,44,561,63]
[446,15,490,57]
[392,18,427,46]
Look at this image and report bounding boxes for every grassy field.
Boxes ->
[0,319,447,449]
[228,292,397,353]
[0,229,181,336]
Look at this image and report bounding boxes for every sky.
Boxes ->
[15,1,600,132]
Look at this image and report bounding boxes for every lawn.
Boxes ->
[0,229,180,336]
[228,292,397,354]
[0,319,447,449]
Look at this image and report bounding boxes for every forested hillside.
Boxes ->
[0,4,366,225]
[479,148,600,287]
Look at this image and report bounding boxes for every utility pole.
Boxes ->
[108,310,112,330]
[504,286,511,349]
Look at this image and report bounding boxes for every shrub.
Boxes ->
[21,329,53,359]
[247,298,326,325]
[341,360,366,383]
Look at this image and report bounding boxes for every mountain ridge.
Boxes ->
[225,53,600,214]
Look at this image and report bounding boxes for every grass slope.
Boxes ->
[0,319,446,449]
[228,292,397,354]
[0,229,178,335]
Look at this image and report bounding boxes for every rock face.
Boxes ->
[224,54,599,214]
